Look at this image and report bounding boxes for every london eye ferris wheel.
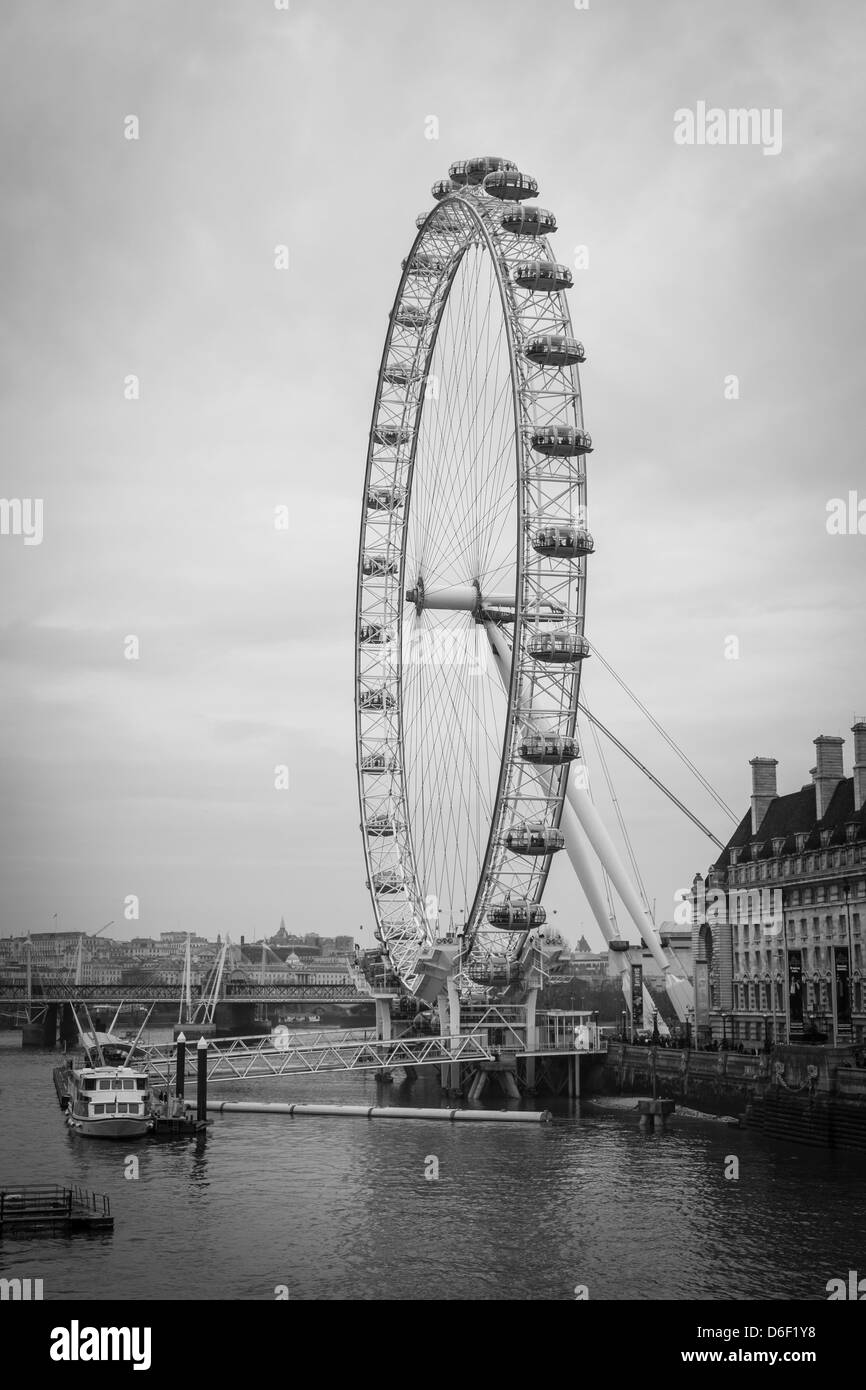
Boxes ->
[355,155,593,996]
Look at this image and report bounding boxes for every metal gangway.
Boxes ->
[137,1029,492,1086]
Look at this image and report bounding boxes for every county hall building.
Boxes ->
[690,723,866,1047]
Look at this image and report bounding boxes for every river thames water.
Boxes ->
[0,1033,863,1301]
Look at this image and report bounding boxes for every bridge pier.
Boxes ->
[437,982,462,1093]
[213,1002,267,1037]
[59,1005,78,1046]
[524,987,538,1091]
[22,1006,57,1048]
[374,997,392,1042]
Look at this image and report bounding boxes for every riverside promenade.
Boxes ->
[603,1041,866,1149]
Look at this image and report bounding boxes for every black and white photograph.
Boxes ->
[1,0,864,1346]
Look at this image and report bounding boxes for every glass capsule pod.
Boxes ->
[373,424,412,447]
[359,688,396,711]
[524,334,585,367]
[484,169,539,201]
[371,869,406,894]
[366,814,400,837]
[505,824,565,855]
[466,155,518,184]
[468,958,521,985]
[530,425,592,457]
[394,305,427,330]
[448,159,471,185]
[402,253,446,276]
[532,524,595,559]
[514,260,573,292]
[367,486,405,511]
[360,751,398,774]
[527,629,590,664]
[501,205,556,236]
[486,899,547,929]
[520,734,579,765]
[382,362,414,387]
[431,178,457,200]
[359,623,390,645]
[362,553,398,577]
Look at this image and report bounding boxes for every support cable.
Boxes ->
[585,640,738,823]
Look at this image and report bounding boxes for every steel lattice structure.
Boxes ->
[355,156,593,995]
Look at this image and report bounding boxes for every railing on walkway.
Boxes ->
[0,1184,111,1227]
[0,981,362,1003]
[138,1031,493,1085]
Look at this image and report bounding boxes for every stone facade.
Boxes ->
[691,724,866,1046]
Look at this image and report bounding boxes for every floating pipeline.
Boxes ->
[205,1101,551,1124]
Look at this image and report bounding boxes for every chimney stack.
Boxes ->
[749,757,778,834]
[853,719,866,814]
[813,735,845,820]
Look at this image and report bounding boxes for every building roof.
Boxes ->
[711,775,866,873]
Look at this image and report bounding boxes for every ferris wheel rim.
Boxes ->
[355,166,590,993]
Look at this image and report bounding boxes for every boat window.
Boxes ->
[99,1079,112,1090]
[104,1102,117,1113]
[94,1104,104,1115]
[83,1079,96,1090]
[136,1079,147,1090]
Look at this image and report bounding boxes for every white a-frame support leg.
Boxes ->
[484,620,690,1023]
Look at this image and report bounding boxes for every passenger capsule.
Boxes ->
[366,814,400,837]
[373,424,412,448]
[528,629,590,664]
[403,253,446,276]
[501,205,556,236]
[469,958,521,986]
[484,169,539,201]
[394,304,427,330]
[383,363,413,386]
[431,178,457,200]
[530,425,592,456]
[448,159,471,185]
[486,899,547,929]
[505,824,565,856]
[359,623,389,645]
[367,486,405,511]
[362,553,398,577]
[360,752,398,773]
[532,524,595,559]
[520,734,580,765]
[514,260,573,292]
[359,687,396,711]
[524,334,585,367]
[466,155,518,185]
[371,869,405,894]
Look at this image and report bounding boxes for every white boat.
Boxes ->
[63,1063,151,1139]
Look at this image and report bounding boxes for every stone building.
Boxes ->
[691,722,866,1046]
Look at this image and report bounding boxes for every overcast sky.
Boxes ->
[1,0,864,949]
